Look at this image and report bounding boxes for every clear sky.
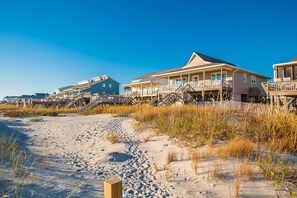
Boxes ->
[0,0,297,99]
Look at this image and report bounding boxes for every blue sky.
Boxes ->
[0,0,297,99]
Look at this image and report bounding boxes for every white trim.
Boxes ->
[273,61,297,68]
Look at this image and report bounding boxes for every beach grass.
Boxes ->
[0,104,78,117]
[83,104,297,187]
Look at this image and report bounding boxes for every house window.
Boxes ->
[211,72,227,81]
[102,83,106,87]
[109,84,112,88]
[192,76,199,86]
[243,74,247,83]
[251,75,256,85]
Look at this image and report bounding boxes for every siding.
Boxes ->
[85,78,120,95]
[233,72,267,101]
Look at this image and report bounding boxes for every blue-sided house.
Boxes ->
[55,75,120,98]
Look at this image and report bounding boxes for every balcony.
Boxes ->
[264,81,297,92]
[159,80,232,93]
[124,90,157,97]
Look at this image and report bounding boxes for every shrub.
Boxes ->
[106,132,120,144]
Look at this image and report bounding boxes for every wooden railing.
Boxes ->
[123,90,157,97]
[264,81,297,92]
[78,95,134,114]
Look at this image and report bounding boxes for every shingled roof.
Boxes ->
[194,52,235,66]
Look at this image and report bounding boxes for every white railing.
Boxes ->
[189,80,232,90]
[124,80,233,96]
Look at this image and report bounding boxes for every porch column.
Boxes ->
[180,74,182,86]
[151,82,153,100]
[270,95,274,108]
[188,73,190,85]
[220,91,223,103]
[291,66,294,80]
[141,84,143,97]
[221,68,223,88]
[283,96,288,110]
[276,95,280,108]
[202,91,205,101]
[157,78,160,102]
[168,76,170,92]
[203,71,205,85]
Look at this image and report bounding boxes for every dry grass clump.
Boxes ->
[106,132,120,144]
[3,107,78,117]
[234,176,240,198]
[153,162,161,173]
[166,150,178,165]
[164,169,175,182]
[217,139,255,159]
[188,149,201,175]
[210,160,224,180]
[239,160,254,180]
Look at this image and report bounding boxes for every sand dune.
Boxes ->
[0,114,290,197]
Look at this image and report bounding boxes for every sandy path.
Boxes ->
[0,114,173,197]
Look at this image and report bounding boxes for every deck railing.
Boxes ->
[123,90,157,97]
[265,81,297,92]
[124,80,233,96]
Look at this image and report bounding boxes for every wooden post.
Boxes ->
[270,95,274,108]
[283,96,288,110]
[104,178,122,198]
[276,95,280,108]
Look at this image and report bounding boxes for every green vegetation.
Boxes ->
[28,117,44,122]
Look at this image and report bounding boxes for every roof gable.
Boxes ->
[184,52,235,68]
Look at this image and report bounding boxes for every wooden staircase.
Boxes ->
[261,82,269,95]
[157,84,197,107]
[78,95,135,114]
[65,95,84,108]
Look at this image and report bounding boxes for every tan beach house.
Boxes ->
[262,57,297,109]
[124,52,269,105]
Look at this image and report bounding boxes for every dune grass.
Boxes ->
[83,104,297,155]
[83,104,297,188]
[0,134,38,197]
[0,104,79,118]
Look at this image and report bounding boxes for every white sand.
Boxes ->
[0,114,293,197]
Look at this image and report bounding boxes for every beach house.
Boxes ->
[262,57,297,109]
[55,75,120,99]
[124,52,269,105]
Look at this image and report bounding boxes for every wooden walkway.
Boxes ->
[78,95,135,114]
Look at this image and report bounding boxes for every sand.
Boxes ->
[0,114,293,197]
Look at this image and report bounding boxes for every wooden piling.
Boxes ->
[104,178,122,198]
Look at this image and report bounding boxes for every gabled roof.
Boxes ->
[292,57,297,62]
[193,52,235,66]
